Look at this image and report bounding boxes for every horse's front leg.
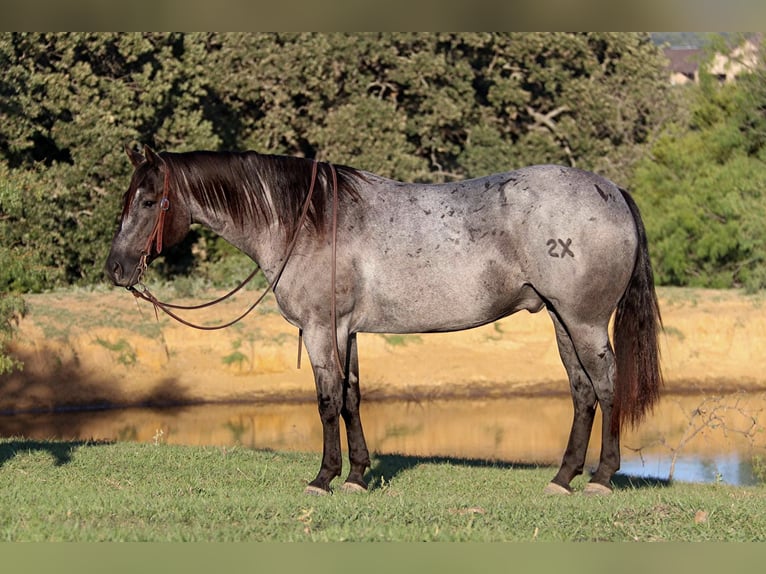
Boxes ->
[303,325,345,495]
[340,333,371,492]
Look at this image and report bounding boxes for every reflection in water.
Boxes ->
[1,393,764,486]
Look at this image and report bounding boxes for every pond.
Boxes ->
[1,392,764,486]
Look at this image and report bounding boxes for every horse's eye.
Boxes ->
[142,200,156,208]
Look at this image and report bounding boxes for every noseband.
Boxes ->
[128,158,344,373]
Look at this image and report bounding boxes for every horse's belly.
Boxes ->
[354,263,542,334]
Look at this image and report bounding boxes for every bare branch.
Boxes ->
[525,105,575,167]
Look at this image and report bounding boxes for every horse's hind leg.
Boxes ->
[547,312,619,494]
[340,333,371,492]
[572,324,620,493]
[546,312,598,494]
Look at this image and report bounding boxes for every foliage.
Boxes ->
[0,33,221,289]
[0,32,672,292]
[219,32,670,182]
[632,36,766,290]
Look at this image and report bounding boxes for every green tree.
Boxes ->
[0,33,673,291]
[205,33,671,183]
[632,36,766,290]
[0,33,221,288]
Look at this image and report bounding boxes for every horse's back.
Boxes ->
[346,165,638,333]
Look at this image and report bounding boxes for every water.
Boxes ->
[620,453,761,486]
[1,393,764,486]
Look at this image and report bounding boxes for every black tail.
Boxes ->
[612,189,663,433]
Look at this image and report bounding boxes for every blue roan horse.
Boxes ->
[106,146,662,495]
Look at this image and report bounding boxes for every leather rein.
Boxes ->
[128,158,343,372]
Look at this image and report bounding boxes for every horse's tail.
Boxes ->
[611,188,663,434]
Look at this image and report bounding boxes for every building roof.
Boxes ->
[663,47,703,76]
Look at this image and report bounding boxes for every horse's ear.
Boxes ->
[125,144,145,167]
[143,145,161,166]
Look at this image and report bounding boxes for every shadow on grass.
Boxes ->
[366,453,671,491]
[366,453,543,491]
[0,439,113,469]
[611,473,671,489]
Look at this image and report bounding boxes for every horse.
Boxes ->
[105,145,662,496]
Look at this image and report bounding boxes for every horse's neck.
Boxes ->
[186,187,289,281]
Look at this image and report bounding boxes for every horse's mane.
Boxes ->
[147,151,364,239]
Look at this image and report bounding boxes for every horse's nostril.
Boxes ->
[111,262,123,282]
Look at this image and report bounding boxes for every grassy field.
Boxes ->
[0,438,764,542]
[5,286,766,547]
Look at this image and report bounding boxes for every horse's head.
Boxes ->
[105,145,191,288]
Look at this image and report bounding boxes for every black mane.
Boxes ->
[132,150,364,239]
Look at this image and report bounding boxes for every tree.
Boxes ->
[0,33,673,291]
[204,33,671,183]
[631,36,766,290]
[0,33,221,288]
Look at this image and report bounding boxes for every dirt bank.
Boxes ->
[2,286,766,413]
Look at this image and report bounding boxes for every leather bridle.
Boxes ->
[135,163,172,285]
[128,158,344,373]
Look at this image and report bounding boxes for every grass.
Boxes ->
[0,438,764,542]
[29,298,166,340]
[22,281,279,345]
[381,334,423,347]
[93,337,137,366]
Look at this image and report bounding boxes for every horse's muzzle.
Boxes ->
[105,257,139,288]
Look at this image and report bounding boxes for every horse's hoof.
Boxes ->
[583,482,613,495]
[340,481,367,493]
[304,485,331,496]
[543,482,572,495]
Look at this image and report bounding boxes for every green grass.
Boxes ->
[29,299,166,340]
[381,334,423,347]
[23,283,280,345]
[0,438,764,541]
[94,337,137,366]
